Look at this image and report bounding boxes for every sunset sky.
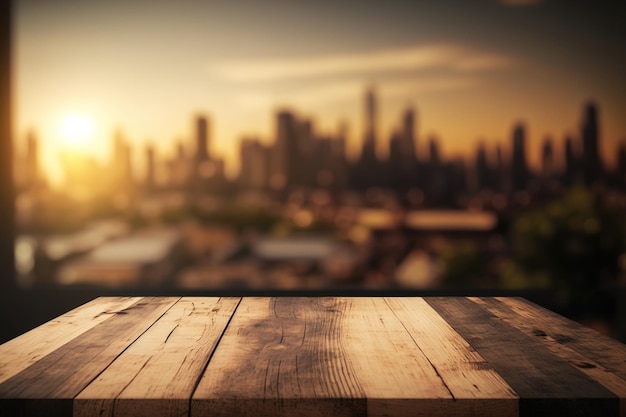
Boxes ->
[14,0,626,183]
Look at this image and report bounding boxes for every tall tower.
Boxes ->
[195,115,209,162]
[511,122,528,191]
[541,136,554,178]
[581,101,600,184]
[402,106,417,160]
[361,86,378,162]
[428,137,440,166]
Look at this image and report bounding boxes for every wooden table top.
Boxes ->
[0,296,625,417]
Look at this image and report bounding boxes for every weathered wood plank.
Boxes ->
[74,297,240,417]
[343,297,511,417]
[0,297,142,385]
[342,297,452,417]
[191,297,368,417]
[426,297,620,417]
[0,297,180,417]
[193,297,510,417]
[1,296,624,417]
[496,297,626,382]
[383,297,518,416]
[471,297,626,417]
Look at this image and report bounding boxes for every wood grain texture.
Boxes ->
[426,297,619,417]
[0,296,625,417]
[191,297,367,417]
[0,297,142,385]
[342,297,513,417]
[192,297,515,417]
[74,297,240,417]
[383,297,518,416]
[342,297,451,417]
[0,297,180,417]
[471,297,626,417]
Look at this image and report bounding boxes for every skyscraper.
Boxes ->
[425,136,445,205]
[335,120,348,161]
[541,136,554,178]
[270,110,299,189]
[581,102,601,184]
[494,144,505,191]
[402,106,417,161]
[428,137,440,166]
[511,123,528,191]
[360,86,378,163]
[474,142,490,191]
[195,115,209,162]
[332,121,348,189]
[564,135,576,184]
[239,138,269,189]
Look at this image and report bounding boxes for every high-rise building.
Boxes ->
[425,136,445,205]
[112,129,133,186]
[428,137,440,166]
[581,102,601,184]
[331,121,348,189]
[564,135,576,184]
[388,131,404,190]
[402,107,417,161]
[145,145,155,188]
[240,138,269,189]
[168,140,190,187]
[269,110,299,189]
[494,144,506,191]
[426,136,441,186]
[511,122,528,191]
[314,137,335,187]
[195,115,209,162]
[475,142,490,191]
[360,86,378,163]
[389,132,403,167]
[334,121,348,161]
[541,136,554,178]
[295,118,314,186]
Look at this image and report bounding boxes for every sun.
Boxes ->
[61,114,93,149]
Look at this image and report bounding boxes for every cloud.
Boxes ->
[231,75,480,111]
[209,44,515,83]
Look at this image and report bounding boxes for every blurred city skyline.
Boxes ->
[14,0,626,183]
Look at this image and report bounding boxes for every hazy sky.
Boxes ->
[14,0,626,181]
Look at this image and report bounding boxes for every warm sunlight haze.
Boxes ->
[11,0,626,314]
[61,114,93,150]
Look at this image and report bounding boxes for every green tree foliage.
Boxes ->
[193,204,280,233]
[439,242,490,288]
[503,187,626,301]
